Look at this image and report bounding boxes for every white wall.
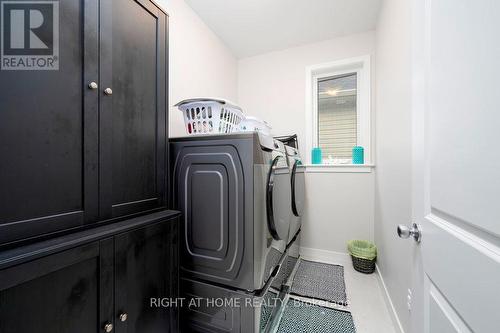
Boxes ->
[302,172,374,254]
[237,32,376,254]
[156,0,238,138]
[374,0,413,331]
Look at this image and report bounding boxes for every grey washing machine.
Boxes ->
[171,132,291,292]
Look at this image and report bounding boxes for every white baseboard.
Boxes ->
[375,264,406,333]
[299,246,351,266]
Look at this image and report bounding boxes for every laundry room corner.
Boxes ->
[237,32,377,263]
[2,0,496,332]
[159,2,379,265]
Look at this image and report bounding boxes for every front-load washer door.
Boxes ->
[266,155,292,241]
[287,160,305,244]
[291,160,305,217]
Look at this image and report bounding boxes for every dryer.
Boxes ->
[171,132,291,292]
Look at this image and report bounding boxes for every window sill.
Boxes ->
[304,164,375,173]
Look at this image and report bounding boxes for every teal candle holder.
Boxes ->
[352,146,364,164]
[311,147,322,164]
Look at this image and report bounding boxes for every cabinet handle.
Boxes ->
[103,323,113,332]
[119,313,128,322]
[104,88,113,95]
[88,81,98,90]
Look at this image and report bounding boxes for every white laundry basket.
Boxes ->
[175,98,244,135]
[239,116,272,136]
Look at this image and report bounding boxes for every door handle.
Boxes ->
[104,87,113,95]
[397,223,422,243]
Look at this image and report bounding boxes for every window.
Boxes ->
[318,73,358,161]
[306,56,371,165]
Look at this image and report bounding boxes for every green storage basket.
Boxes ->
[347,240,377,274]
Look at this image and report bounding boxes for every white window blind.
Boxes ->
[317,73,357,160]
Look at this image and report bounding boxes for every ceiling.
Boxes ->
[185,0,382,58]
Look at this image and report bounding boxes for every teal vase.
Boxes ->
[311,147,322,164]
[352,146,364,164]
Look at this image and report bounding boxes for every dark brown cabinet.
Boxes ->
[0,0,174,330]
[0,0,168,246]
[99,0,168,219]
[0,241,110,333]
[0,0,98,245]
[0,212,179,333]
[114,220,178,333]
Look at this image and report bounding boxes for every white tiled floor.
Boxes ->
[344,262,397,333]
[298,255,398,333]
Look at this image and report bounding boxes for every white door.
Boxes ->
[410,0,500,332]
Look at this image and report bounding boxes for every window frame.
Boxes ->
[305,55,371,165]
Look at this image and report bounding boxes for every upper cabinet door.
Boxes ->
[99,0,168,219]
[0,0,99,245]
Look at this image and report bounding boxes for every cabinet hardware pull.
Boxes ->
[119,313,128,322]
[104,323,113,332]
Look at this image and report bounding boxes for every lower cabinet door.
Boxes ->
[114,220,178,333]
[0,239,114,333]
